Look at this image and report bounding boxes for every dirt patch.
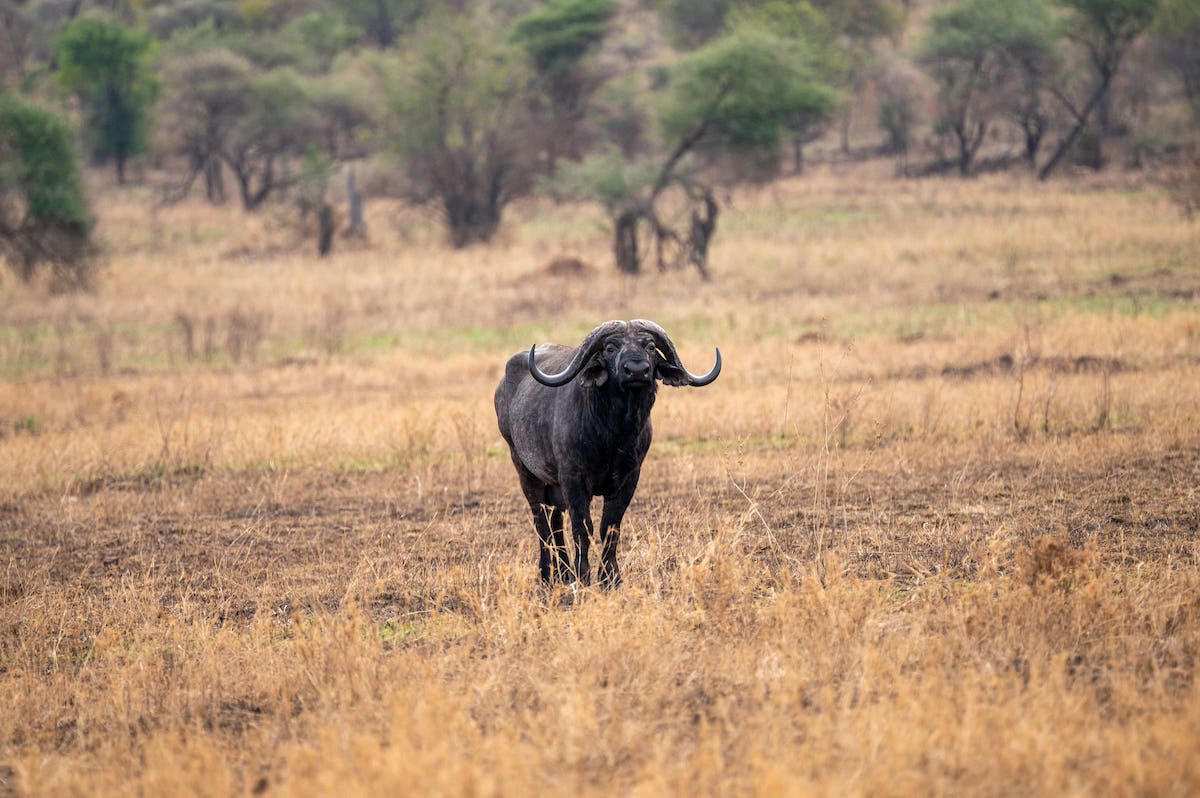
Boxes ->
[899,353,1127,381]
[540,255,596,278]
[6,436,1196,612]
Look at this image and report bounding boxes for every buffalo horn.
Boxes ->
[528,320,629,387]
[631,319,721,387]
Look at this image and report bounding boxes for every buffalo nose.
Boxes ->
[623,360,651,380]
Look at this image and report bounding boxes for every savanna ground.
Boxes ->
[2,164,1199,796]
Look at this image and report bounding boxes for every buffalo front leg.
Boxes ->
[597,467,640,588]
[562,480,594,585]
[597,498,634,589]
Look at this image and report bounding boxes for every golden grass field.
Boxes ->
[1,166,1199,796]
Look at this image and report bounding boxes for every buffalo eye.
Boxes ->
[605,341,619,354]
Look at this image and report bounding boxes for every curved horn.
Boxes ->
[633,316,715,386]
[528,320,629,387]
[631,319,722,387]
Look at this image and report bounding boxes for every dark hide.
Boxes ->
[494,320,720,587]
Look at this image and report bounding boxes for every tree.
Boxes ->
[511,0,616,71]
[160,44,374,211]
[221,67,317,209]
[657,0,734,49]
[511,0,617,173]
[145,0,241,41]
[158,47,256,203]
[0,92,94,288]
[875,55,922,162]
[812,0,906,153]
[1154,0,1200,119]
[1163,137,1200,216]
[1,0,35,89]
[56,14,156,184]
[308,69,377,162]
[658,24,837,163]
[330,0,424,48]
[562,23,837,277]
[378,13,538,247]
[919,0,1060,176]
[1038,0,1160,179]
[663,1,903,159]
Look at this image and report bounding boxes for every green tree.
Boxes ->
[222,67,317,209]
[158,47,256,203]
[330,0,424,48]
[919,0,1060,176]
[663,1,903,157]
[309,68,377,162]
[1154,0,1200,119]
[876,56,922,161]
[56,14,156,184]
[160,45,373,211]
[511,0,617,172]
[1038,0,1160,179]
[658,24,837,159]
[145,0,241,41]
[728,1,841,169]
[512,0,615,71]
[378,13,538,248]
[812,0,906,153]
[657,0,733,49]
[0,92,94,288]
[1,0,35,89]
[563,23,837,277]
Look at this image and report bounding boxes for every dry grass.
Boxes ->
[2,167,1199,796]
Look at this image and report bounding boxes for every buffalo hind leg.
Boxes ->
[548,506,569,582]
[515,465,569,583]
[530,504,569,583]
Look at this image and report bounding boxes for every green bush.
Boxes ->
[0,92,96,289]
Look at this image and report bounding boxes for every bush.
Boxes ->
[378,14,538,247]
[1164,139,1200,218]
[0,92,96,289]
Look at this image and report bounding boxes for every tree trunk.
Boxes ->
[613,210,640,276]
[955,120,984,177]
[230,156,275,210]
[345,167,366,238]
[687,190,717,280]
[317,204,334,256]
[445,195,501,248]
[1039,70,1113,181]
[1021,116,1045,169]
[204,157,225,203]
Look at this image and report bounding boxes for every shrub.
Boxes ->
[0,92,96,289]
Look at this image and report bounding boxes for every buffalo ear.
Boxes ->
[656,363,689,387]
[579,356,609,387]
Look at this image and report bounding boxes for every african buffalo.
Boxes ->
[494,319,721,587]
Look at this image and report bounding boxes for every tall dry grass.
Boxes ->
[1,167,1199,796]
